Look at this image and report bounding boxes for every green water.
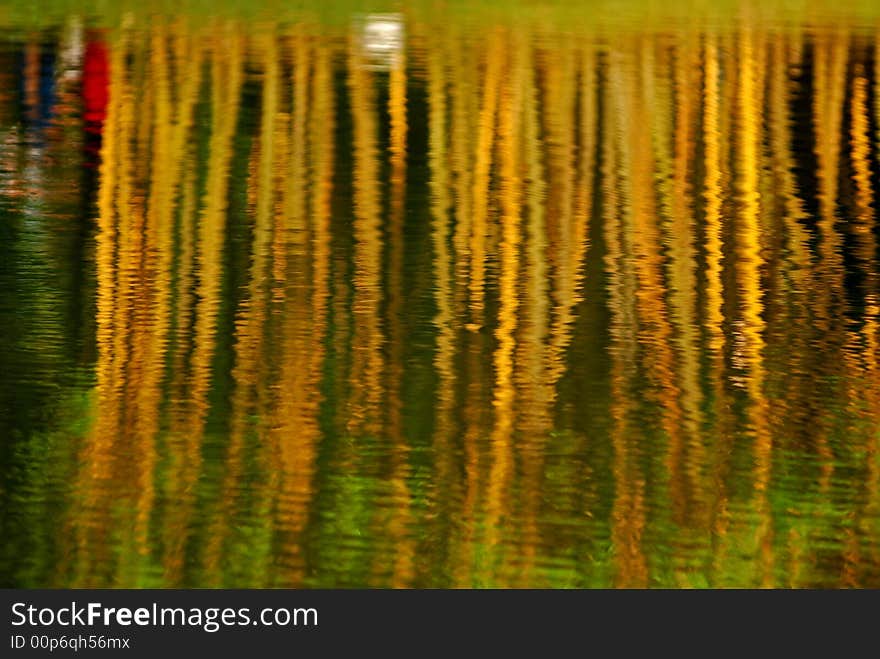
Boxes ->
[0,4,879,587]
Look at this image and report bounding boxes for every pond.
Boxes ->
[1,2,879,587]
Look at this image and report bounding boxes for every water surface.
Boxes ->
[1,6,880,587]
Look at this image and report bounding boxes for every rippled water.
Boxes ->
[1,6,879,588]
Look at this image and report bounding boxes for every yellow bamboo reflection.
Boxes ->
[169,23,245,581]
[110,31,145,577]
[67,27,155,585]
[347,32,385,438]
[843,66,878,584]
[126,21,175,575]
[447,33,486,586]
[186,23,244,467]
[161,33,207,583]
[669,37,707,541]
[283,27,310,256]
[140,23,204,582]
[866,31,880,573]
[66,27,128,587]
[427,30,460,550]
[288,37,334,582]
[808,31,847,501]
[484,31,520,583]
[608,46,649,587]
[425,28,474,588]
[734,24,774,586]
[630,39,686,544]
[202,29,278,586]
[449,30,476,315]
[702,33,727,357]
[467,33,503,328]
[266,32,332,587]
[812,30,848,318]
[544,37,584,389]
[451,35,505,586]
[514,32,552,586]
[849,71,874,298]
[799,32,848,551]
[573,42,596,307]
[382,35,416,587]
[765,32,809,586]
[768,37,811,289]
[702,32,733,583]
[637,37,690,585]
[765,35,811,505]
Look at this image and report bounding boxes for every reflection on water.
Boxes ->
[1,10,880,588]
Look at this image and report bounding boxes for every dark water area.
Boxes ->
[0,11,879,587]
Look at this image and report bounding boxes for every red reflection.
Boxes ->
[82,35,108,131]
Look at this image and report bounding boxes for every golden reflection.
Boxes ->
[348,30,386,437]
[382,32,415,587]
[608,46,649,587]
[110,26,144,580]
[515,29,552,587]
[449,28,476,316]
[735,24,774,586]
[850,71,874,294]
[813,31,848,309]
[426,27,463,584]
[162,26,205,583]
[667,36,708,573]
[467,33,503,328]
[201,29,280,586]
[809,32,847,501]
[264,31,336,587]
[844,66,879,585]
[484,29,520,580]
[66,25,127,587]
[544,36,581,387]
[702,32,733,583]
